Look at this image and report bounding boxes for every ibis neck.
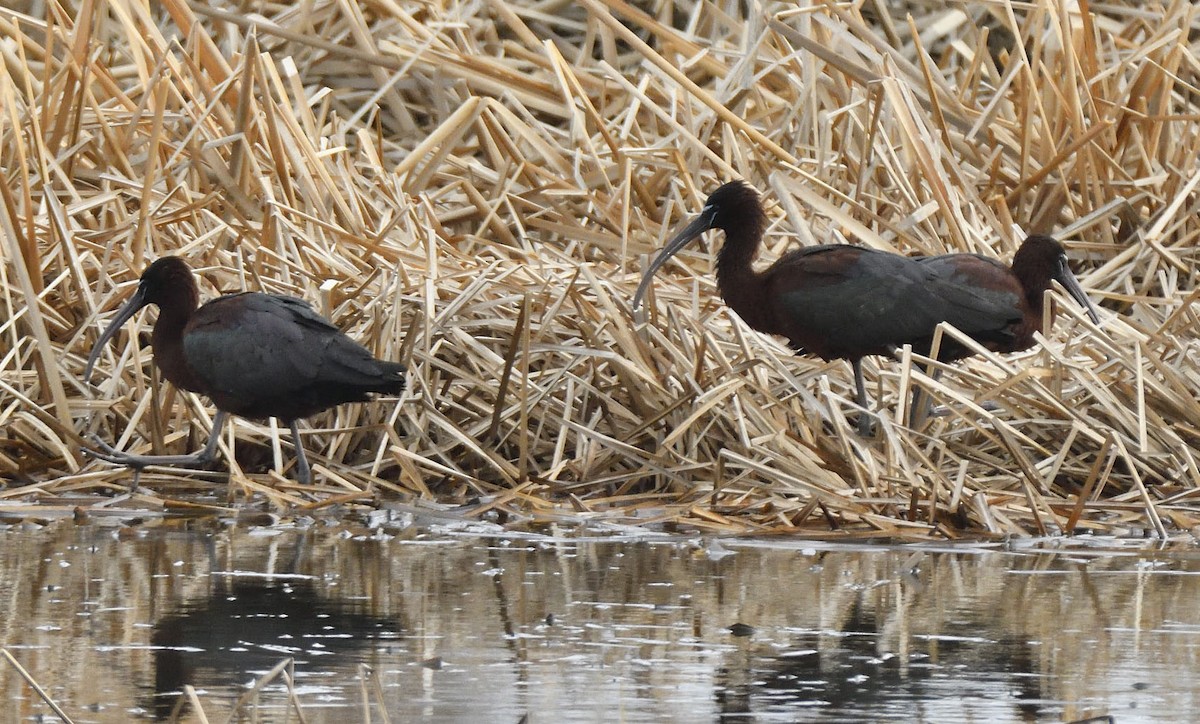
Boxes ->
[150,290,204,393]
[1015,266,1053,332]
[715,225,775,333]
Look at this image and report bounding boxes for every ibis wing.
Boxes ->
[182,293,401,413]
[767,247,1020,359]
[916,254,1024,335]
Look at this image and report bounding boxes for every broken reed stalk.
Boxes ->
[0,0,1197,538]
[1,648,76,723]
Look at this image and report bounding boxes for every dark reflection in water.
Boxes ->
[151,577,403,719]
[1,524,1198,722]
[715,601,1048,722]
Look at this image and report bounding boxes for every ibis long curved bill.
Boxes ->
[1052,256,1100,324]
[84,283,150,382]
[632,207,718,310]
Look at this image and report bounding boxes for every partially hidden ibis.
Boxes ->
[84,257,407,483]
[632,181,1099,435]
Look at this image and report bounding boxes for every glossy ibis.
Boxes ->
[83,257,406,483]
[632,181,1099,434]
[912,235,1099,359]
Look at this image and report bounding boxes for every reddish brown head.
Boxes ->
[697,180,765,234]
[128,257,199,310]
[633,180,767,309]
[84,257,201,382]
[1010,235,1099,326]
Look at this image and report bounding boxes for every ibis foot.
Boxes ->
[850,358,879,437]
[83,433,221,470]
[856,412,877,437]
[929,400,1002,417]
[82,410,228,476]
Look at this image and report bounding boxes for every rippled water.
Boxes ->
[1,520,1198,722]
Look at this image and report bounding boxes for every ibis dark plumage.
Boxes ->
[84,257,406,483]
[911,235,1099,359]
[633,181,1099,434]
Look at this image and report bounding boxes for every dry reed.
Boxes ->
[0,0,1198,538]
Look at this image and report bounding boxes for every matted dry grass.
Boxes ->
[0,0,1198,538]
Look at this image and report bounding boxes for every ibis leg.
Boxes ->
[910,368,1002,424]
[288,420,312,485]
[909,384,928,429]
[85,410,229,470]
[909,367,940,429]
[851,358,874,437]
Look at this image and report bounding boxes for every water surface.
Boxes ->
[1,520,1197,722]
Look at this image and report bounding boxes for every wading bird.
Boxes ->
[632,181,1099,434]
[911,236,1099,359]
[84,257,406,483]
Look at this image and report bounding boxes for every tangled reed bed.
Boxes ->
[1,0,1198,539]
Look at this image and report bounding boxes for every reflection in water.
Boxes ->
[151,577,403,719]
[715,601,1048,722]
[1,524,1198,721]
